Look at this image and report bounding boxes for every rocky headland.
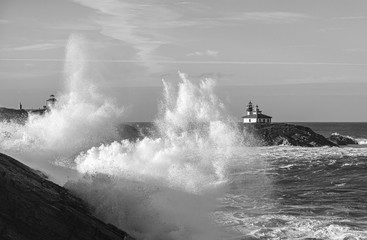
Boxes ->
[243,123,338,147]
[0,152,134,240]
[0,108,28,124]
[328,133,359,145]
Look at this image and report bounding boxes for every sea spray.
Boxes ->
[70,73,242,239]
[75,72,241,192]
[0,34,123,183]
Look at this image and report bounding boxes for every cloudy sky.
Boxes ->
[1,0,367,121]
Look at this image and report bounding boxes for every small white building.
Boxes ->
[242,101,272,124]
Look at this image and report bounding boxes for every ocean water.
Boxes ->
[1,34,367,239]
[125,122,367,239]
[215,145,367,239]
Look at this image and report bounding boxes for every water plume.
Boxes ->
[75,72,240,193]
[71,72,242,239]
[0,34,123,183]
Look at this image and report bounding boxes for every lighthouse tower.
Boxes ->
[246,101,253,115]
[46,94,57,110]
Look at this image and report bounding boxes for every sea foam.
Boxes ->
[69,71,242,239]
[0,34,123,182]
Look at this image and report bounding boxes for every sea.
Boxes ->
[1,35,367,240]
[214,122,367,239]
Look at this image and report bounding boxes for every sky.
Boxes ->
[1,0,367,122]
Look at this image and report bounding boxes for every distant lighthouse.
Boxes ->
[246,101,253,115]
[46,94,57,110]
[242,101,272,124]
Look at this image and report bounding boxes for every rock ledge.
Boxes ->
[243,123,338,147]
[0,152,134,240]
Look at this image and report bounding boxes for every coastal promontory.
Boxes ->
[0,108,28,124]
[0,152,134,240]
[243,123,338,147]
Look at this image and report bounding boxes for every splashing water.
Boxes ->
[0,34,123,182]
[69,72,243,239]
[0,33,242,239]
[75,72,241,193]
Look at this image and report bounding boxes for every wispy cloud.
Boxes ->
[282,76,349,84]
[2,58,367,67]
[225,12,313,24]
[71,0,182,72]
[165,11,313,28]
[9,43,63,51]
[43,22,100,31]
[337,16,367,20]
[187,50,219,57]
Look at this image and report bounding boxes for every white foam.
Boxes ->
[214,213,367,239]
[71,72,243,239]
[0,34,123,182]
[75,72,240,193]
[331,132,366,145]
[356,138,367,145]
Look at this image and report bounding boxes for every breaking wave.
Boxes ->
[0,34,123,182]
[75,72,241,192]
[331,132,367,145]
[69,72,242,239]
[0,33,243,239]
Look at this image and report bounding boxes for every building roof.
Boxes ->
[242,113,272,119]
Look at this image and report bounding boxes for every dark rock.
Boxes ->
[243,123,338,147]
[0,108,28,124]
[0,152,134,240]
[328,133,358,145]
[117,124,144,141]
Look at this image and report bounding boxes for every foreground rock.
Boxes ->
[117,124,144,141]
[243,123,338,147]
[0,152,134,240]
[0,108,28,124]
[328,133,358,145]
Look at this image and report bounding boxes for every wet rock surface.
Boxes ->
[243,123,338,147]
[0,152,134,240]
[328,133,359,145]
[0,108,28,124]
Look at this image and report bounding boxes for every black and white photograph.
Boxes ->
[1,0,367,239]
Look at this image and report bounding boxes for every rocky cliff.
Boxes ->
[0,152,134,240]
[0,108,28,124]
[243,123,338,147]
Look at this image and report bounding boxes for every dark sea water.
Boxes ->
[214,122,367,239]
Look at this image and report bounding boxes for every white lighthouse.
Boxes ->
[46,94,57,110]
[242,101,272,124]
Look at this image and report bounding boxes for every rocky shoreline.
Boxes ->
[243,123,339,147]
[0,152,134,240]
[327,132,359,146]
[0,108,28,124]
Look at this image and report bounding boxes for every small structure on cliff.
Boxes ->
[46,94,57,110]
[19,94,57,115]
[242,101,272,124]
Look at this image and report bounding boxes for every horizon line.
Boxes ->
[1,58,367,66]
